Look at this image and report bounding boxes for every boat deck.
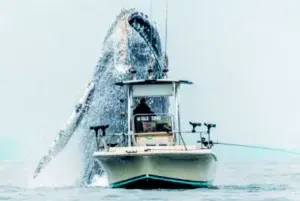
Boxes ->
[93,145,215,157]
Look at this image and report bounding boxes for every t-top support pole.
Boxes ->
[127,85,133,147]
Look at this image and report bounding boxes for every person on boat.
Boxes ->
[133,98,153,133]
[133,98,153,115]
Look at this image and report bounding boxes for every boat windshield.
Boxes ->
[133,113,173,133]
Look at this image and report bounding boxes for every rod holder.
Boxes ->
[162,54,169,79]
[189,121,202,133]
[90,125,109,137]
[147,67,154,80]
[204,123,216,148]
[90,125,109,150]
[204,123,216,134]
[162,68,169,79]
[129,65,136,80]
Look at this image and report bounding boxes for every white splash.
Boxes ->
[88,173,109,188]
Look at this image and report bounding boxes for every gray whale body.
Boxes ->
[33,8,169,185]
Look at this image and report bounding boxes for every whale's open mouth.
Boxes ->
[128,11,162,59]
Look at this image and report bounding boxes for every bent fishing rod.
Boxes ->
[212,141,300,155]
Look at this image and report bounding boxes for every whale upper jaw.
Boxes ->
[93,8,165,82]
[93,8,164,80]
[128,11,162,59]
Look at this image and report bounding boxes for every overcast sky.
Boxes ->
[1,0,300,161]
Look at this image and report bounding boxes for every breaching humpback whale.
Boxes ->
[33,8,169,184]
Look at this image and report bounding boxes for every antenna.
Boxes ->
[147,0,155,80]
[162,0,169,78]
[164,0,168,55]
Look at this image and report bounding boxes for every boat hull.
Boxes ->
[93,147,217,189]
[111,174,212,189]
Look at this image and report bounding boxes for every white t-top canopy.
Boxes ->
[115,79,193,97]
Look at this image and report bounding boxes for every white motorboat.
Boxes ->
[92,78,218,189]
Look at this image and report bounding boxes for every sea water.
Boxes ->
[0,147,299,201]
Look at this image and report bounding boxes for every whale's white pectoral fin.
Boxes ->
[33,82,95,178]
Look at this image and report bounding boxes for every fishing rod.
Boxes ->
[212,141,300,155]
[177,131,300,155]
[175,122,300,155]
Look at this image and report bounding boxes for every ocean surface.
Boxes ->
[0,151,299,201]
